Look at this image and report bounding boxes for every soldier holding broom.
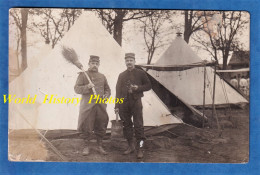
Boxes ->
[62,47,110,157]
[62,47,110,156]
[74,55,111,156]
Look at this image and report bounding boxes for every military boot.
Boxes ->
[136,149,143,159]
[136,140,144,159]
[82,140,90,156]
[123,139,135,155]
[82,147,90,156]
[96,139,108,155]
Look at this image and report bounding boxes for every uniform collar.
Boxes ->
[127,67,136,72]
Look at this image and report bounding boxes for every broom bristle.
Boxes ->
[61,46,83,69]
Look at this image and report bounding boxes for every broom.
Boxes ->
[61,46,96,95]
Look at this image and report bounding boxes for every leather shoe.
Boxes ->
[96,146,108,155]
[136,149,143,159]
[123,139,135,155]
[123,146,135,155]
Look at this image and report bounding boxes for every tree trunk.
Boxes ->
[45,19,50,44]
[16,36,21,73]
[20,9,29,71]
[184,11,192,43]
[184,31,191,43]
[147,50,154,65]
[113,10,124,46]
[222,53,228,70]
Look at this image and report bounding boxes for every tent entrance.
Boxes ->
[140,67,207,128]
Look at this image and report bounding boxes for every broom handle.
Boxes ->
[81,68,97,95]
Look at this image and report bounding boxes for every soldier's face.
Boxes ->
[125,57,135,69]
[88,61,100,71]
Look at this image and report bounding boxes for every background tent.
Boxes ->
[139,35,248,107]
[9,12,182,130]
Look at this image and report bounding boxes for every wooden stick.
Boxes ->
[80,68,97,95]
[202,65,206,128]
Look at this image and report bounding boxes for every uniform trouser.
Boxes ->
[79,104,109,141]
[119,97,145,142]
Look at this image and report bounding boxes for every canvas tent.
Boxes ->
[9,12,182,130]
[139,35,248,107]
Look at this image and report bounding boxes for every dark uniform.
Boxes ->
[74,70,111,142]
[115,68,151,143]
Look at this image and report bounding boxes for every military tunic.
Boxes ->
[115,68,151,142]
[74,70,111,140]
[230,78,238,89]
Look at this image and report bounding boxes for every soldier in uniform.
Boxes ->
[115,53,151,159]
[230,76,238,89]
[239,75,248,95]
[74,55,111,156]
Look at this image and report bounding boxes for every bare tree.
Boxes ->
[62,9,82,31]
[183,10,208,43]
[31,9,82,48]
[140,10,173,64]
[10,8,29,72]
[193,11,249,69]
[95,9,153,46]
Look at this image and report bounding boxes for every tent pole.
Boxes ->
[212,63,221,133]
[202,65,206,128]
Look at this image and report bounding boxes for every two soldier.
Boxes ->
[74,53,151,159]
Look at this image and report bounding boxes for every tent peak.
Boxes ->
[176,32,182,37]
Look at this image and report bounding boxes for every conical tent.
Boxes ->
[144,35,248,106]
[9,12,182,130]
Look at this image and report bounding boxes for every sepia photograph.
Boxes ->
[8,8,249,163]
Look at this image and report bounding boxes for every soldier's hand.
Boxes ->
[114,108,119,114]
[131,85,138,91]
[87,83,95,89]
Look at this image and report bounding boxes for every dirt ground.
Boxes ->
[8,107,249,163]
